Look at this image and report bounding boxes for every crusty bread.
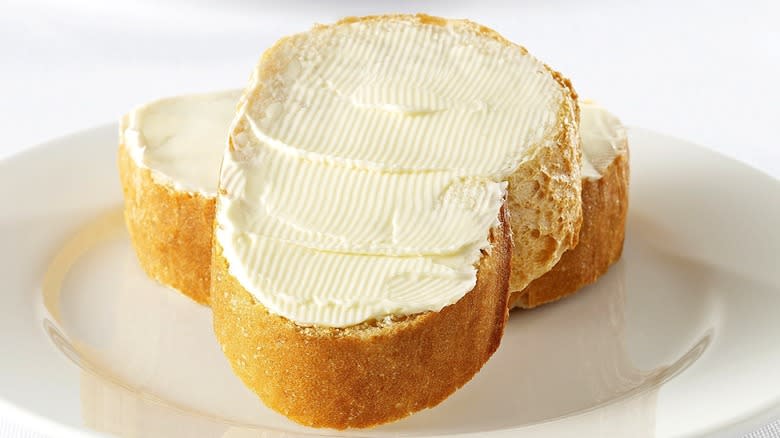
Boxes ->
[211,14,582,429]
[117,143,214,305]
[212,208,511,429]
[510,138,629,309]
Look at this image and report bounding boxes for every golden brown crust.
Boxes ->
[510,149,629,309]
[211,209,511,429]
[117,143,215,305]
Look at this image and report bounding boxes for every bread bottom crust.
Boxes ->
[211,209,512,429]
[118,143,215,305]
[510,152,629,309]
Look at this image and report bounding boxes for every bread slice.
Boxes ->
[510,101,629,309]
[118,91,240,305]
[212,209,511,429]
[211,14,582,428]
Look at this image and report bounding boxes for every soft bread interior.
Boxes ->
[511,101,629,308]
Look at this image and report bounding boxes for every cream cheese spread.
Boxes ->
[120,90,241,196]
[580,100,627,179]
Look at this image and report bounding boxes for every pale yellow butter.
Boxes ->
[580,100,627,179]
[120,90,241,196]
[217,19,569,327]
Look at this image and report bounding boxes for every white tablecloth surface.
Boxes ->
[1,0,778,436]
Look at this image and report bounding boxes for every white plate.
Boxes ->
[0,126,778,438]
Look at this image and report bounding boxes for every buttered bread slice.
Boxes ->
[119,90,623,311]
[511,101,629,308]
[211,14,581,428]
[118,90,240,304]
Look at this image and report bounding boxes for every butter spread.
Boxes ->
[121,90,241,196]
[217,18,568,327]
[580,100,627,179]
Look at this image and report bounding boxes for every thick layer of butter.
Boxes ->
[121,90,241,196]
[580,101,627,179]
[217,18,568,327]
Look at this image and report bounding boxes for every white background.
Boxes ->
[1,0,778,436]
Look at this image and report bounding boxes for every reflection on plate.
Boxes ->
[0,126,777,438]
